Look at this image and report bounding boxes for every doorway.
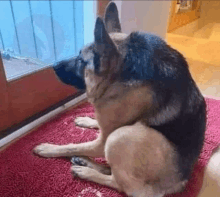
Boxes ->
[167,1,220,98]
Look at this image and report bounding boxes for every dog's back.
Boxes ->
[124,32,207,181]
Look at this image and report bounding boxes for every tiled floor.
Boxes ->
[167,23,220,98]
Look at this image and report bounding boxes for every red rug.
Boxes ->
[0,98,220,197]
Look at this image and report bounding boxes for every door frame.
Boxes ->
[0,53,78,134]
[0,0,109,134]
[167,0,201,32]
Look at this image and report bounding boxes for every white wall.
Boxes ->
[114,1,172,40]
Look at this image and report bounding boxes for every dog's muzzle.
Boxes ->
[52,58,86,90]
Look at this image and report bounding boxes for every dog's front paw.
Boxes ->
[75,117,99,129]
[33,143,61,157]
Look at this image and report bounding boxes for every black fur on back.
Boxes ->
[120,32,206,180]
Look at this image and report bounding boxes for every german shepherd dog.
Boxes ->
[34,2,206,197]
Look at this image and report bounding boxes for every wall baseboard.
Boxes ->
[203,94,220,100]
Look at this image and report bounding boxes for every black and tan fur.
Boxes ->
[34,3,206,197]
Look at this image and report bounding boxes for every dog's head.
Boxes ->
[53,2,190,106]
[53,2,125,94]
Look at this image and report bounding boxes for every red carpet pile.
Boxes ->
[0,98,220,197]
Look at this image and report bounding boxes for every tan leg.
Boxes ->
[71,122,167,196]
[70,165,164,197]
[69,122,167,196]
[103,122,178,197]
[33,135,105,158]
[74,117,99,129]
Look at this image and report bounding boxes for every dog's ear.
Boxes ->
[104,2,121,33]
[94,17,117,55]
[94,17,120,75]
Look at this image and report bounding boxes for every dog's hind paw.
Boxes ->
[71,156,111,175]
[71,166,92,179]
[74,117,99,129]
[71,165,104,181]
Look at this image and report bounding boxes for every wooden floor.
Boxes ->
[167,23,220,98]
